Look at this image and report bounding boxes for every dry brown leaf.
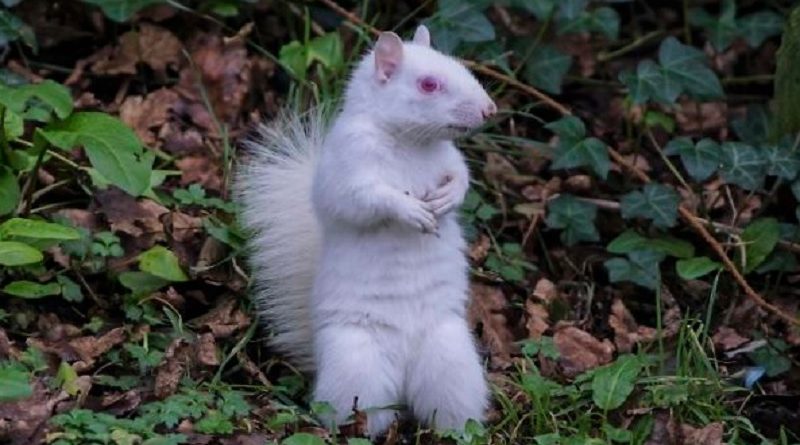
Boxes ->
[712,327,749,351]
[92,23,181,76]
[525,301,549,339]
[192,298,251,338]
[532,278,557,304]
[166,211,203,243]
[119,88,179,145]
[564,175,592,193]
[681,422,724,445]
[468,284,515,368]
[95,189,168,237]
[175,156,223,192]
[100,389,142,416]
[196,332,219,367]
[468,234,491,263]
[154,338,192,399]
[609,299,658,353]
[553,325,614,377]
[0,381,70,445]
[676,101,728,134]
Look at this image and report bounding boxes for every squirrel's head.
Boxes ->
[345,25,497,141]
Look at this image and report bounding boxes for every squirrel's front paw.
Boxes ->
[398,195,438,233]
[424,180,459,217]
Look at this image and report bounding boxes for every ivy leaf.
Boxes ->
[738,11,785,48]
[619,60,662,104]
[658,37,723,100]
[138,246,189,282]
[546,116,609,178]
[40,112,152,196]
[557,0,589,21]
[3,280,62,299]
[545,194,599,246]
[80,0,165,22]
[0,166,20,216]
[0,364,32,401]
[676,257,721,280]
[719,142,768,191]
[0,241,42,266]
[607,230,694,258]
[0,10,36,50]
[764,141,800,180]
[519,0,558,20]
[605,250,665,290]
[688,0,738,51]
[0,218,80,240]
[664,137,720,182]
[735,218,780,273]
[523,45,572,94]
[731,105,771,145]
[620,183,680,228]
[424,0,495,53]
[592,355,643,410]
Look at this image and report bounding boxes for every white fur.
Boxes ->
[237,26,495,438]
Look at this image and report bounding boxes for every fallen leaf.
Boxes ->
[468,234,491,263]
[608,298,658,353]
[95,189,168,237]
[468,284,515,368]
[119,88,179,145]
[553,325,614,377]
[196,333,219,367]
[0,380,70,445]
[532,278,557,304]
[92,23,181,76]
[675,101,728,135]
[191,298,251,338]
[712,327,749,351]
[175,156,223,192]
[680,422,724,445]
[525,300,549,339]
[154,338,191,399]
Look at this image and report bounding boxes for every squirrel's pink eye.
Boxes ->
[418,76,441,93]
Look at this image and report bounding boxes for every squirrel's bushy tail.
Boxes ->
[235,109,325,370]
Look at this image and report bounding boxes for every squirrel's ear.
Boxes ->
[374,32,404,83]
[413,25,431,47]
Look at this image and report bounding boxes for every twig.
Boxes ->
[608,148,799,327]
[317,0,571,116]
[597,30,664,62]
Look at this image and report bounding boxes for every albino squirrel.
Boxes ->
[236,25,497,437]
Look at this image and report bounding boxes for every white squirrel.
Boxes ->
[236,25,497,437]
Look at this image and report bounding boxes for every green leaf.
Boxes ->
[3,280,62,299]
[0,241,43,266]
[738,11,784,48]
[546,116,609,178]
[592,355,643,410]
[620,183,680,228]
[607,230,694,258]
[619,60,662,104]
[732,105,771,145]
[57,275,84,303]
[605,250,665,290]
[424,0,495,53]
[0,217,80,240]
[748,339,791,377]
[347,439,373,445]
[307,33,344,71]
[676,256,721,280]
[138,246,188,282]
[688,0,738,51]
[0,364,32,401]
[81,0,165,22]
[0,166,20,216]
[520,0,557,20]
[0,10,36,50]
[545,194,599,245]
[282,433,327,445]
[736,218,780,273]
[56,362,81,396]
[40,112,152,196]
[523,45,572,94]
[719,142,768,190]
[557,0,588,21]
[658,36,723,100]
[664,137,720,182]
[589,7,620,40]
[764,141,800,180]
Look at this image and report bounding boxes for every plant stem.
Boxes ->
[597,30,664,62]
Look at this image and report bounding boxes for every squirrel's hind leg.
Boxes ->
[312,324,402,438]
[406,317,488,431]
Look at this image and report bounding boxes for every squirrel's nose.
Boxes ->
[482,101,497,119]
